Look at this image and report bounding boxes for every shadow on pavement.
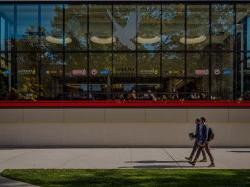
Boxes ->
[119,165,208,169]
[228,151,250,153]
[120,160,210,168]
[125,160,188,164]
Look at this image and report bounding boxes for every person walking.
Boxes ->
[185,118,207,162]
[189,117,215,167]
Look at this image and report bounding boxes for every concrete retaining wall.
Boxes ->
[0,108,250,147]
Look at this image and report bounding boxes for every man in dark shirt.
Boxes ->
[189,117,215,167]
[185,118,207,162]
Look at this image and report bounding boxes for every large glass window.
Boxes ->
[41,52,63,99]
[236,5,250,100]
[0,5,14,52]
[187,52,209,99]
[0,2,248,101]
[89,53,112,99]
[162,4,185,51]
[211,52,233,100]
[0,53,11,99]
[211,4,235,51]
[16,5,39,51]
[16,53,39,100]
[162,52,184,77]
[137,5,161,51]
[113,53,136,77]
[65,53,88,100]
[41,5,63,51]
[243,52,250,100]
[137,53,160,100]
[112,53,136,99]
[89,5,112,51]
[65,4,87,51]
[187,5,209,51]
[236,4,250,52]
[113,5,136,51]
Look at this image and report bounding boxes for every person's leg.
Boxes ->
[189,145,203,166]
[186,141,198,160]
[199,149,207,162]
[204,143,215,167]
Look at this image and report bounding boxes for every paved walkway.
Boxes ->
[0,148,249,169]
[1,148,250,187]
[0,176,38,187]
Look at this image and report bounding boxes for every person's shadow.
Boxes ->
[120,160,208,168]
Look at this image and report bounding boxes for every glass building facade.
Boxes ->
[0,1,250,101]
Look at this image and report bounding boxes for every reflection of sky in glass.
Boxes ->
[14,5,61,39]
[247,18,250,68]
[247,17,250,51]
[1,17,5,50]
[0,3,244,52]
[17,5,38,38]
[0,6,14,51]
[41,5,62,35]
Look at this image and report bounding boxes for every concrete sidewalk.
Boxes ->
[0,148,250,169]
[0,176,38,187]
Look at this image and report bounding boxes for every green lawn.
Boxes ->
[1,169,250,187]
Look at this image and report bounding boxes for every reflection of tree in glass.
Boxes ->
[138,53,160,77]
[65,5,87,49]
[138,6,161,51]
[162,5,184,50]
[113,54,135,76]
[16,26,39,51]
[17,53,39,100]
[162,53,184,76]
[90,54,112,77]
[212,4,234,35]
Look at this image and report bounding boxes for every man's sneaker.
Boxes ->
[208,163,215,167]
[189,161,195,166]
[199,158,207,162]
[185,157,191,161]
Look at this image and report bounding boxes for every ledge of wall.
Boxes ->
[1,101,250,108]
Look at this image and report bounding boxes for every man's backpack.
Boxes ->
[207,127,214,141]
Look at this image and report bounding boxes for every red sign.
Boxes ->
[195,69,209,75]
[72,69,87,76]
